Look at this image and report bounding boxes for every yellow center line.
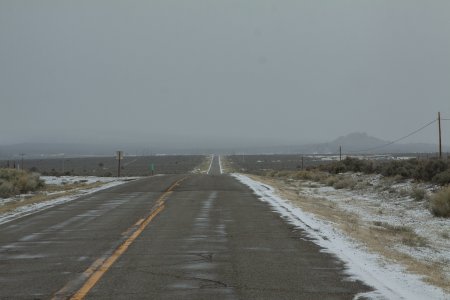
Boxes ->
[70,205,165,300]
[120,218,145,237]
[54,177,187,300]
[134,218,145,226]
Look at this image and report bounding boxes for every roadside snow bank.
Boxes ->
[233,173,448,300]
[0,176,137,225]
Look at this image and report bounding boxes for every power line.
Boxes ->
[347,118,438,154]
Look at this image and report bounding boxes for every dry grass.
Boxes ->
[248,174,450,293]
[371,222,428,247]
[191,156,213,174]
[220,156,237,173]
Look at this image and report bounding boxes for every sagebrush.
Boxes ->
[430,187,450,218]
[318,157,450,185]
[0,169,44,198]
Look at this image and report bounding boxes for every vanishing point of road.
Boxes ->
[0,156,371,299]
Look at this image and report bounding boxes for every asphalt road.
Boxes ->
[208,155,222,175]
[0,156,371,299]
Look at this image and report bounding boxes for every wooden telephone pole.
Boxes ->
[116,151,124,177]
[438,112,442,159]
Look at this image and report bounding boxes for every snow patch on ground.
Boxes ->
[297,174,450,276]
[0,176,138,225]
[40,175,138,185]
[233,173,448,300]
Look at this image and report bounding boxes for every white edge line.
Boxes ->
[218,156,223,174]
[207,155,214,174]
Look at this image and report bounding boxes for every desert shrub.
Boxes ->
[430,187,450,217]
[0,181,15,198]
[410,188,426,201]
[311,172,329,183]
[379,161,415,178]
[402,234,428,247]
[319,157,379,175]
[333,177,357,190]
[398,188,410,197]
[412,159,448,181]
[292,171,312,180]
[292,170,329,183]
[432,169,450,185]
[274,170,291,178]
[324,157,375,174]
[0,169,44,198]
[328,161,347,174]
[317,157,450,185]
[325,176,338,187]
[354,180,370,190]
[262,170,271,177]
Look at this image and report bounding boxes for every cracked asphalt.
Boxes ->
[0,157,372,299]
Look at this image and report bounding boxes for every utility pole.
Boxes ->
[20,153,25,170]
[116,151,124,177]
[301,156,304,170]
[339,146,342,161]
[438,112,442,159]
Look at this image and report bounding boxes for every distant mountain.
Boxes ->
[229,132,446,155]
[295,132,445,154]
[331,132,386,150]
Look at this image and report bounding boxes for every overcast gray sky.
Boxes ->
[1,1,449,148]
